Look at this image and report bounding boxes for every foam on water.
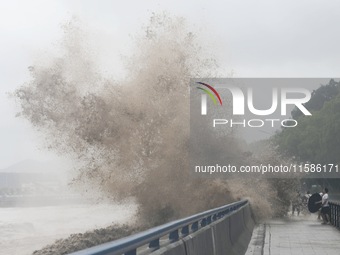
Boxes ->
[0,202,136,255]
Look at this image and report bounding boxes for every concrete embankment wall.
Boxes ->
[152,203,255,255]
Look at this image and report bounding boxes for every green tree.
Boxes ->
[276,93,340,165]
[292,79,340,120]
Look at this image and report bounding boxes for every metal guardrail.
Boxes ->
[69,199,248,255]
[330,201,340,228]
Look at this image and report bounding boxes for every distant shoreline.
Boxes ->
[0,194,85,208]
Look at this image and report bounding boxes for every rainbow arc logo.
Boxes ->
[196,82,223,106]
[196,82,222,115]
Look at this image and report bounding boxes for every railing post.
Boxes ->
[191,221,199,232]
[338,203,340,228]
[337,202,340,228]
[330,203,334,225]
[181,225,189,236]
[334,203,336,225]
[201,218,207,227]
[334,202,337,227]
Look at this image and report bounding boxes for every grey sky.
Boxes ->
[1,0,340,168]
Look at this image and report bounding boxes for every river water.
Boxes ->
[0,202,137,255]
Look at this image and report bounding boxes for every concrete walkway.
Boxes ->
[263,214,340,255]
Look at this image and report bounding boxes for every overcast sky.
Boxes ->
[1,0,340,168]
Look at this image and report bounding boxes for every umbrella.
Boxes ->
[308,193,322,213]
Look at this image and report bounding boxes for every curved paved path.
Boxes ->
[263,215,340,255]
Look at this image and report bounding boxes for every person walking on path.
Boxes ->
[317,190,323,220]
[316,188,330,224]
[302,190,311,214]
[292,191,302,216]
